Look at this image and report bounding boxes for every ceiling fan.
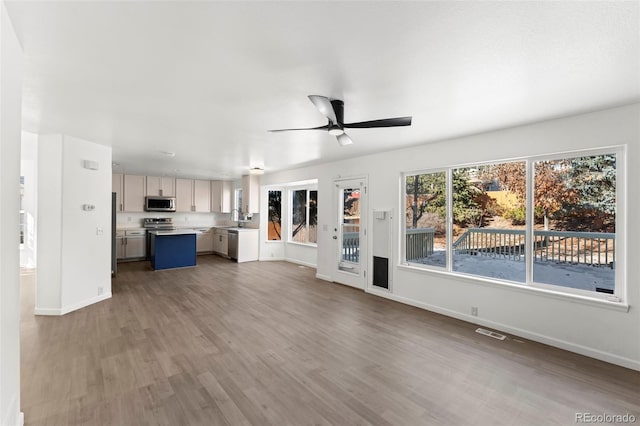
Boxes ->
[269,95,412,146]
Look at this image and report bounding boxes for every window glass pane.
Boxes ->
[267,190,282,241]
[309,190,318,244]
[451,162,526,283]
[405,172,446,268]
[532,154,616,293]
[291,190,307,243]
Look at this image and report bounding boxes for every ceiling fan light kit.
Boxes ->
[269,95,412,146]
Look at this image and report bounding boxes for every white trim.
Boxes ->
[365,287,639,371]
[258,256,285,262]
[284,258,317,268]
[34,292,112,316]
[19,412,24,426]
[315,273,333,282]
[61,292,112,315]
[34,307,63,316]
[397,263,629,312]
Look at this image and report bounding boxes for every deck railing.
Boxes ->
[406,228,436,261]
[452,228,615,267]
[342,231,359,263]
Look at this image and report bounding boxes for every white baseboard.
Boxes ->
[35,292,112,316]
[19,412,24,426]
[34,307,62,316]
[258,256,285,262]
[365,288,640,371]
[284,258,317,268]
[315,273,333,282]
[61,292,112,315]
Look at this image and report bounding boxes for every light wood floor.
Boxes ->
[20,256,640,425]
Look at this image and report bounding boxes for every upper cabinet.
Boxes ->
[112,173,124,212]
[123,175,146,212]
[242,174,259,214]
[176,178,211,212]
[193,180,211,212]
[146,176,175,197]
[211,180,232,213]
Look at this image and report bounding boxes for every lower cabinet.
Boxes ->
[116,229,147,261]
[213,229,229,256]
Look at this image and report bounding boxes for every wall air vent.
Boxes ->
[475,328,506,341]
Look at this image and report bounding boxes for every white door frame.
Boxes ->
[332,176,367,289]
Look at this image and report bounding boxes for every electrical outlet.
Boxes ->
[96,227,103,235]
[471,306,478,317]
[127,216,132,222]
[98,286,104,295]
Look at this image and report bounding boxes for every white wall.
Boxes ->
[36,134,112,315]
[20,132,37,268]
[0,1,23,424]
[261,104,640,370]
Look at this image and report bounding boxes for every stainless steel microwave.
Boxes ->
[145,196,176,212]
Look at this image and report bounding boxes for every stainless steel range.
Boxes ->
[143,217,176,230]
[143,218,176,259]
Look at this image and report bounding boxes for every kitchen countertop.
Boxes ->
[212,226,259,232]
[148,229,198,236]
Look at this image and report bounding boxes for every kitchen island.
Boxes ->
[148,229,197,271]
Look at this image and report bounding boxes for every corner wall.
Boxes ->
[36,134,112,315]
[0,1,23,424]
[261,104,640,370]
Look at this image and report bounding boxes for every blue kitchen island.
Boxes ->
[148,229,197,271]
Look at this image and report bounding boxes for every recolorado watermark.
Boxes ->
[576,412,637,423]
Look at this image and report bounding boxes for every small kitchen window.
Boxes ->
[268,190,282,241]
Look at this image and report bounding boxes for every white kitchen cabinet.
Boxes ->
[146,176,176,197]
[213,229,228,256]
[123,174,146,212]
[195,228,214,254]
[241,174,260,214]
[235,229,259,263]
[116,229,146,261]
[194,180,211,212]
[175,178,193,212]
[112,173,124,212]
[176,178,210,212]
[211,180,232,213]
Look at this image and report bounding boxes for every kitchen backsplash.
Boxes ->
[116,212,260,229]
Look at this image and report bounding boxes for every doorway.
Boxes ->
[332,177,367,288]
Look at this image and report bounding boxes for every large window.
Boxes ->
[290,188,318,244]
[402,149,622,300]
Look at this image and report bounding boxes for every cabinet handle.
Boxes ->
[120,203,123,211]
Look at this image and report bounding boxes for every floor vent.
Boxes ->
[475,328,506,340]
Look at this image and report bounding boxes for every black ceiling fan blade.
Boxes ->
[337,133,353,146]
[344,116,412,128]
[268,124,329,132]
[308,95,338,124]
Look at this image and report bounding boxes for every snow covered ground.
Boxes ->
[414,251,614,292]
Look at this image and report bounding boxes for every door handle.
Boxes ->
[333,236,337,240]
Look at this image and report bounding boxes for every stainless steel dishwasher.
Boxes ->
[228,230,239,260]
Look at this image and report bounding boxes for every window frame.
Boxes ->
[288,186,318,246]
[400,146,626,305]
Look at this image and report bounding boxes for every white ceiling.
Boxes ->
[6,1,640,180]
